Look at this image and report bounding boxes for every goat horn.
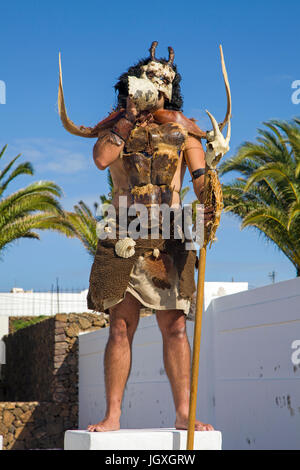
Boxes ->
[167,46,175,65]
[219,45,232,131]
[205,110,221,137]
[225,118,231,144]
[149,41,158,61]
[58,53,94,138]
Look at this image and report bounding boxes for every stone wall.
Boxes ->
[0,401,74,450]
[0,312,109,450]
[2,317,55,401]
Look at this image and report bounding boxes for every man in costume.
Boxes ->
[58,41,231,432]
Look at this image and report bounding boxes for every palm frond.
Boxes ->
[0,146,77,255]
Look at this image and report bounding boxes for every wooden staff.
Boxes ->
[186,170,208,450]
[186,244,207,450]
[186,44,231,451]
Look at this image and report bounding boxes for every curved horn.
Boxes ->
[149,41,158,61]
[218,45,232,131]
[167,46,175,66]
[58,53,94,138]
[225,119,231,144]
[205,109,221,137]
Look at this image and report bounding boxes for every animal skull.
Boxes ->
[205,110,231,169]
[204,45,232,170]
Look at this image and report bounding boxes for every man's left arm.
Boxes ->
[184,135,215,224]
[184,135,206,203]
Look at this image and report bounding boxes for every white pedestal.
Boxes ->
[64,429,222,450]
[0,435,2,450]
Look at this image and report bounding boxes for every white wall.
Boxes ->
[0,316,8,341]
[203,282,248,310]
[0,289,92,316]
[211,277,300,450]
[78,277,300,450]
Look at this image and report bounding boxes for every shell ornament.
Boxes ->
[115,237,136,258]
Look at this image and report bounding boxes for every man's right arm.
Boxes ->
[93,97,139,171]
[93,132,124,170]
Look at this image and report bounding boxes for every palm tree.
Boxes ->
[64,200,98,257]
[99,170,114,205]
[218,118,300,276]
[0,145,75,256]
[63,170,114,258]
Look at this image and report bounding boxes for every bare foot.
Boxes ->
[175,416,214,431]
[87,417,120,432]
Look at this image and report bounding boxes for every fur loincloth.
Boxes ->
[87,224,197,314]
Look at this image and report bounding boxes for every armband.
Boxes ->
[190,168,206,181]
[107,131,125,147]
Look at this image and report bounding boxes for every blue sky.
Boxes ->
[0,0,299,291]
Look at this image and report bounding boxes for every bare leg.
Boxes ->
[156,309,214,431]
[87,292,141,431]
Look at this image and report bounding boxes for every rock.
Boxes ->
[0,422,7,434]
[14,419,23,427]
[54,359,65,369]
[65,324,80,338]
[55,341,68,352]
[3,410,14,426]
[20,410,34,423]
[55,333,67,342]
[7,403,16,410]
[55,320,67,328]
[93,318,107,327]
[14,426,24,439]
[8,424,15,434]
[55,314,68,322]
[54,327,65,335]
[69,313,80,322]
[14,407,23,418]
[78,317,92,330]
[54,353,66,362]
[20,403,30,412]
[6,432,14,445]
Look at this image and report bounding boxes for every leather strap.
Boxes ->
[111,116,135,143]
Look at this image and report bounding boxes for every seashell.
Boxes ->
[115,237,136,258]
[152,248,160,259]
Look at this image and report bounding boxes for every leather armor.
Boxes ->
[122,122,188,207]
